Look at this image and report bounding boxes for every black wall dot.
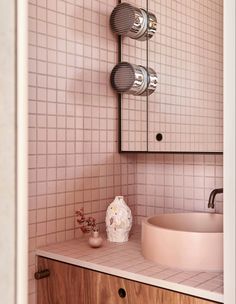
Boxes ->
[156,133,163,141]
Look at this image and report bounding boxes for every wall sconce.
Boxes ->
[110,2,157,41]
[110,62,158,96]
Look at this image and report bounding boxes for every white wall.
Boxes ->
[17,0,28,302]
[0,0,28,303]
[0,0,17,303]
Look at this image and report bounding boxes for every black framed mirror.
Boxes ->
[110,0,223,154]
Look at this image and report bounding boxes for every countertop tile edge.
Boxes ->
[36,248,224,303]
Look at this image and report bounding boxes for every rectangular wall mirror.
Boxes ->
[116,0,223,153]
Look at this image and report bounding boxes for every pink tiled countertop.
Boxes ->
[36,229,223,303]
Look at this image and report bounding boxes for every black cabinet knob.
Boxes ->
[118,288,126,298]
[156,133,163,141]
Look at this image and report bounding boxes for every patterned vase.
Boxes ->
[105,196,132,242]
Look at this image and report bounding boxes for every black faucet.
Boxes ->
[208,188,223,209]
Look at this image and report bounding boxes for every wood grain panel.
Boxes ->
[85,268,128,304]
[85,268,218,304]
[161,288,181,304]
[36,257,221,304]
[125,279,161,304]
[37,257,85,304]
[180,294,218,304]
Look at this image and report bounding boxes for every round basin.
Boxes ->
[141,213,223,271]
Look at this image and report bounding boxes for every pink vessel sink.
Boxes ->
[141,213,223,271]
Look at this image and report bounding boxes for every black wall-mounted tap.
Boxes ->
[208,188,223,209]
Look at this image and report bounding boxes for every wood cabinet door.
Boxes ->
[37,257,221,304]
[179,294,220,304]
[86,268,220,304]
[37,257,85,304]
[124,278,164,304]
[85,268,129,304]
[126,280,220,304]
[86,268,162,304]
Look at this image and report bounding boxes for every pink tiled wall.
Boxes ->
[28,0,136,302]
[135,154,223,224]
[28,0,223,303]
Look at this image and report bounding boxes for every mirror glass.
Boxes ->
[118,0,223,153]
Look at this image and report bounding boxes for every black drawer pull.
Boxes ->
[34,269,50,280]
[118,288,126,298]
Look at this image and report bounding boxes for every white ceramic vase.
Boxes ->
[105,196,132,242]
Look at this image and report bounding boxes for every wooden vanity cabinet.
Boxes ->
[37,257,220,304]
[37,257,85,303]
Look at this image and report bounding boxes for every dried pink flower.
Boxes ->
[75,208,97,233]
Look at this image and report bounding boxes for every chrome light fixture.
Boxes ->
[110,62,158,96]
[110,2,157,41]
